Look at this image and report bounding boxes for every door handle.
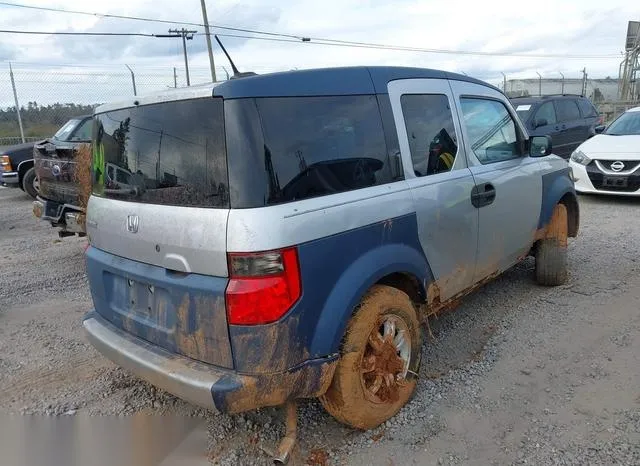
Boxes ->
[471,183,496,208]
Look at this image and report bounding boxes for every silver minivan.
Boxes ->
[83,66,578,460]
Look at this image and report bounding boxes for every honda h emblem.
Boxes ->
[126,215,139,233]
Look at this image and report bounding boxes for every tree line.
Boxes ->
[0,102,97,138]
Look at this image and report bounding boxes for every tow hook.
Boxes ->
[273,401,297,464]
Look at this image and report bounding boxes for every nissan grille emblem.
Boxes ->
[126,215,139,233]
[51,164,61,176]
[610,161,625,172]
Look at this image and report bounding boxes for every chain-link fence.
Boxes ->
[503,76,639,123]
[3,64,640,145]
[0,63,240,144]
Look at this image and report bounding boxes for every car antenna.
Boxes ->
[214,35,256,79]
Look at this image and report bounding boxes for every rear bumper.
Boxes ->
[33,197,85,232]
[1,171,19,186]
[83,311,337,414]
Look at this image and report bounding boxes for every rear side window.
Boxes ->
[227,95,395,208]
[92,98,229,208]
[577,99,598,118]
[555,99,581,122]
[400,94,458,177]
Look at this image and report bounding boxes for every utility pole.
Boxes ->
[173,67,177,88]
[536,72,542,96]
[157,29,197,86]
[501,72,507,94]
[581,68,588,97]
[200,0,217,82]
[559,71,565,94]
[8,63,25,143]
[125,64,137,96]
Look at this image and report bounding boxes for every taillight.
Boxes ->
[225,247,301,325]
[1,155,12,172]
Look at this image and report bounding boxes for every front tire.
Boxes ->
[320,285,422,430]
[22,167,39,199]
[535,203,568,286]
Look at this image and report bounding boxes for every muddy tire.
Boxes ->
[22,167,39,199]
[535,203,568,286]
[319,285,422,430]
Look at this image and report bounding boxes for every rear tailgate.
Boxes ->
[87,96,233,367]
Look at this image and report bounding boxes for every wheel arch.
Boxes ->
[17,159,34,184]
[309,243,432,358]
[539,168,579,238]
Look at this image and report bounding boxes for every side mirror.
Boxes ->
[594,124,606,134]
[534,118,548,128]
[529,135,553,157]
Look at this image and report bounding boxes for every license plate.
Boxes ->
[603,176,628,188]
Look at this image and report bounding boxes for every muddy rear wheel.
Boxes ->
[320,285,421,430]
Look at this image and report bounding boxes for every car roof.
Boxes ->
[95,66,500,113]
[626,106,640,113]
[212,66,499,98]
[511,94,586,104]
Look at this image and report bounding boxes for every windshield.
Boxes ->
[605,111,640,136]
[514,103,533,122]
[53,119,82,141]
[92,97,229,208]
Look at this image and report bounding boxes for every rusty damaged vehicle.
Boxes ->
[81,67,579,463]
[32,115,92,237]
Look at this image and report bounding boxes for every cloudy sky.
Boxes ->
[0,0,636,106]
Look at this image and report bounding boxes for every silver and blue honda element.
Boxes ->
[83,66,579,439]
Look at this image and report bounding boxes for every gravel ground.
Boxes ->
[0,186,638,466]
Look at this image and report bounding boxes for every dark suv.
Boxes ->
[512,95,604,159]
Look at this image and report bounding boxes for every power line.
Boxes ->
[0,29,155,37]
[0,1,622,59]
[0,1,305,40]
[0,28,620,59]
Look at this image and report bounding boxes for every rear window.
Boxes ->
[226,95,397,208]
[92,98,229,208]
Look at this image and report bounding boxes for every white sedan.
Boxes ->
[569,106,640,196]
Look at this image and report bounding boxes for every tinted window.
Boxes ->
[534,102,557,125]
[401,94,458,176]
[577,99,598,118]
[555,99,581,122]
[92,98,228,208]
[460,97,521,164]
[227,95,393,208]
[71,118,92,141]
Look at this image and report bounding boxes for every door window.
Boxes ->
[400,94,458,177]
[534,101,557,125]
[459,97,521,164]
[555,99,581,122]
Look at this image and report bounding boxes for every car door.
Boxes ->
[388,79,478,301]
[554,98,583,157]
[449,80,542,282]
